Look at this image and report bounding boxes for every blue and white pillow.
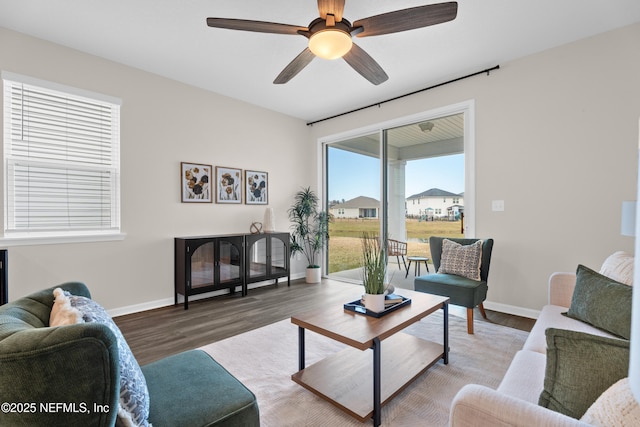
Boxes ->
[51,288,151,427]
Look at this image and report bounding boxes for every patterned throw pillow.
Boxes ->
[438,239,483,281]
[581,378,640,426]
[599,251,634,286]
[51,289,151,427]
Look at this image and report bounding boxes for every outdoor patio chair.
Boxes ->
[387,239,408,271]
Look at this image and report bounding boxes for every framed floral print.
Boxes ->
[215,166,242,204]
[245,170,268,205]
[181,162,212,203]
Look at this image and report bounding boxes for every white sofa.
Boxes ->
[449,252,633,427]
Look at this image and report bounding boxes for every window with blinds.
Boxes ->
[2,73,121,239]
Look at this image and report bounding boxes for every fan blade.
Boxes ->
[273,48,316,84]
[353,2,458,38]
[318,0,345,22]
[207,18,307,35]
[342,43,388,85]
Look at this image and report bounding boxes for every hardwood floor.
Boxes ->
[114,279,536,366]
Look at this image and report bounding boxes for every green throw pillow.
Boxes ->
[539,328,630,419]
[563,264,632,339]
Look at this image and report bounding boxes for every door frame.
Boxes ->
[317,100,476,276]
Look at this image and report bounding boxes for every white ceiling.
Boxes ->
[1,0,639,122]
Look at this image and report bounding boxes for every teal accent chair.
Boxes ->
[0,283,259,427]
[414,237,494,334]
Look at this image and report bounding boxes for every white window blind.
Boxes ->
[3,73,121,238]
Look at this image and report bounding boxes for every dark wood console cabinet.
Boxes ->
[175,232,290,309]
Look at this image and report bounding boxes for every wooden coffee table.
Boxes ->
[291,289,449,427]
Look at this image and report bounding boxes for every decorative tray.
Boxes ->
[343,295,411,318]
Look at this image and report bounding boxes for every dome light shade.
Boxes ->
[308,29,352,60]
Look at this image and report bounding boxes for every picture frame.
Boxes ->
[215,166,242,204]
[245,170,268,205]
[181,162,212,203]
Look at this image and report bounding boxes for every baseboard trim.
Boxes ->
[483,300,540,320]
[108,297,175,317]
[290,272,305,281]
[109,278,302,317]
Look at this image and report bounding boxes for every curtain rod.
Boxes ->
[306,65,500,126]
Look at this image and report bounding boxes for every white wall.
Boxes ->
[310,23,640,317]
[2,23,639,317]
[0,27,315,311]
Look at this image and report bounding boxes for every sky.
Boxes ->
[327,148,464,202]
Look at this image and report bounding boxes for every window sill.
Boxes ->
[0,232,126,247]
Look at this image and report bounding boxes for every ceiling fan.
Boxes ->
[206,1,458,85]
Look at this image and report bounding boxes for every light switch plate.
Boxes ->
[492,200,505,211]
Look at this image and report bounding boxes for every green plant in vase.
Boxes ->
[288,187,331,283]
[361,232,387,311]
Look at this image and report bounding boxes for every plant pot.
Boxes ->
[363,293,386,313]
[305,267,321,284]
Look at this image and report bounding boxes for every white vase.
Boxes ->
[306,267,321,284]
[263,207,275,233]
[363,293,386,312]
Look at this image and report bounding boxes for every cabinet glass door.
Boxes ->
[247,237,267,280]
[271,236,287,274]
[191,242,214,289]
[219,239,242,284]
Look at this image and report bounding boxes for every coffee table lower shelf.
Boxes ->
[291,332,444,422]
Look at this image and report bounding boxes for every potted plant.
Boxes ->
[361,232,388,312]
[288,187,331,283]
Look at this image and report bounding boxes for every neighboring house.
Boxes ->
[330,196,380,219]
[405,188,464,220]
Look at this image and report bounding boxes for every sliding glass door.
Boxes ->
[326,132,381,283]
[325,110,468,290]
[384,114,465,287]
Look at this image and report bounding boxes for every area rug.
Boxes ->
[200,311,528,426]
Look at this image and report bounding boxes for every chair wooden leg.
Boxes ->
[466,308,474,334]
[478,302,487,319]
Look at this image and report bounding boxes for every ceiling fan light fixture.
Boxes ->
[308,29,352,60]
[207,1,458,84]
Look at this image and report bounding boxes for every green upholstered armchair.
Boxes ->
[0,283,259,427]
[414,237,494,334]
[0,283,118,426]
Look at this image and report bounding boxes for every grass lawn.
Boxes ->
[328,218,464,273]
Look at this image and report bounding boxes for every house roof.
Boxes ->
[332,196,380,209]
[407,188,463,200]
